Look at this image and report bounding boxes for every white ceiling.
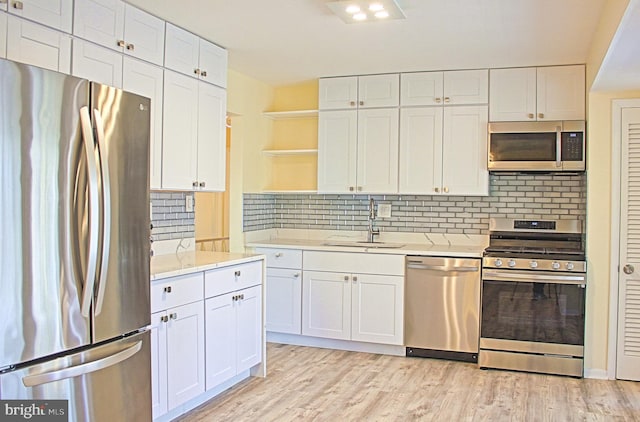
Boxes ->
[127,0,619,88]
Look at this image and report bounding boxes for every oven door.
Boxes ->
[481,269,586,354]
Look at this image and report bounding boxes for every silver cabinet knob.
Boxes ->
[359,101,364,106]
[435,187,440,193]
[274,252,283,258]
[349,186,354,191]
[444,97,451,103]
[294,273,300,278]
[443,187,449,193]
[350,101,356,107]
[192,181,198,188]
[13,1,23,9]
[623,264,635,274]
[435,97,442,103]
[538,113,544,119]
[235,270,241,277]
[528,113,534,119]
[199,181,206,188]
[357,186,363,191]
[164,286,172,293]
[201,70,207,77]
[169,313,177,320]
[126,43,135,51]
[352,276,358,282]
[344,275,349,282]
[160,315,168,323]
[117,40,126,48]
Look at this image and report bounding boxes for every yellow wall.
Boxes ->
[584,0,640,374]
[226,69,274,252]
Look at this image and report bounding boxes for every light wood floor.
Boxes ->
[178,343,640,421]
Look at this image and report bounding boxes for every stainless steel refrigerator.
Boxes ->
[0,58,152,421]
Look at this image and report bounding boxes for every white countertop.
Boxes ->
[151,251,265,280]
[245,229,487,258]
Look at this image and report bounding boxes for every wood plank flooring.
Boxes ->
[178,343,640,421]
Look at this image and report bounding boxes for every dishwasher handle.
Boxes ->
[406,263,479,272]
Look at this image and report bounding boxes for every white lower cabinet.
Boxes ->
[150,272,205,420]
[302,251,405,346]
[265,268,302,334]
[204,263,263,391]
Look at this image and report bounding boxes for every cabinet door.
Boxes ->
[166,301,205,410]
[72,0,124,51]
[265,268,302,334]
[357,108,399,193]
[7,16,71,73]
[198,37,227,87]
[318,76,358,110]
[204,293,236,390]
[8,0,72,33]
[164,22,199,77]
[236,285,262,373]
[358,74,399,108]
[489,67,537,121]
[196,81,226,191]
[317,110,357,193]
[536,65,585,121]
[162,70,199,190]
[442,105,488,196]
[123,4,164,65]
[444,69,488,105]
[399,107,443,194]
[351,274,404,345]
[0,12,7,58]
[400,71,443,106]
[123,57,163,189]
[150,311,168,419]
[302,271,351,340]
[71,39,122,87]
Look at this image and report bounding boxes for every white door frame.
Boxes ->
[608,98,640,379]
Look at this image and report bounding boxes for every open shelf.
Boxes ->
[262,110,318,120]
[262,149,318,156]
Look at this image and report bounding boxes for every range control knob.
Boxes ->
[508,259,517,268]
[494,259,503,267]
[552,262,561,270]
[530,261,538,269]
[566,262,575,271]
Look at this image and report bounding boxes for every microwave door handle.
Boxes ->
[556,125,562,168]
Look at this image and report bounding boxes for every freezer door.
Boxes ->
[90,83,151,343]
[0,331,152,422]
[0,58,91,368]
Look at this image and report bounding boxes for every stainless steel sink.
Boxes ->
[323,240,405,249]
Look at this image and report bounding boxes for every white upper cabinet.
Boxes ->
[164,23,227,87]
[489,65,585,121]
[162,69,226,191]
[317,110,358,193]
[123,57,164,190]
[399,105,488,196]
[73,0,165,66]
[71,39,123,87]
[7,16,70,73]
[0,12,7,58]
[400,69,488,106]
[319,74,399,110]
[536,65,585,121]
[7,0,72,33]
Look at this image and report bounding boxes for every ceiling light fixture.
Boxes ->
[327,0,406,24]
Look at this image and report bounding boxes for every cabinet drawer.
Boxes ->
[254,248,302,269]
[151,272,204,313]
[205,261,263,298]
[303,251,404,276]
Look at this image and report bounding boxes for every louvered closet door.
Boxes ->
[618,106,640,381]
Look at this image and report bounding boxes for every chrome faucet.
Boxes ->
[367,198,380,243]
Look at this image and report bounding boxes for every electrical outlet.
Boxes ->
[378,203,392,218]
[185,195,194,212]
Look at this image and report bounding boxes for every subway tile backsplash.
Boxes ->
[243,173,586,234]
[151,191,195,241]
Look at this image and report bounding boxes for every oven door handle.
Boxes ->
[483,270,585,284]
[407,264,479,272]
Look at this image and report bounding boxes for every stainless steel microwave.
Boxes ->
[488,121,585,172]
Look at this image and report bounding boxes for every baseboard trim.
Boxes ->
[266,332,405,356]
[584,368,609,380]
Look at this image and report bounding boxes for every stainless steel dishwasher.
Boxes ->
[405,256,481,362]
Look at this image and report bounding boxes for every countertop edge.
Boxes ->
[151,252,266,280]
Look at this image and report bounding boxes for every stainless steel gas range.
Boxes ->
[479,218,587,377]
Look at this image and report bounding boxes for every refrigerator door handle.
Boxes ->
[21,341,142,387]
[93,108,112,316]
[79,106,100,318]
